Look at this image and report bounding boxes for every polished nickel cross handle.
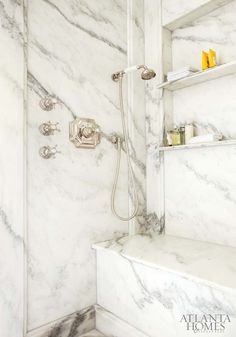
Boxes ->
[39,121,61,136]
[39,145,60,159]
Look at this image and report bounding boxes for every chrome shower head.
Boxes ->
[112,65,156,81]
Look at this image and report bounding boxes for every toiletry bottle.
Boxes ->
[209,49,217,68]
[202,51,209,70]
[185,124,194,144]
[180,125,185,145]
[172,126,181,146]
[166,130,173,146]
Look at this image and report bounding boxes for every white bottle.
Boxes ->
[185,124,194,144]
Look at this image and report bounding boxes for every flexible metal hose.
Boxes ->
[111,76,139,221]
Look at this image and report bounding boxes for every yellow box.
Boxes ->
[209,49,217,68]
[202,51,209,70]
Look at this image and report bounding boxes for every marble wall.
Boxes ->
[1,0,145,336]
[0,1,25,337]
[26,0,145,334]
[143,0,236,245]
[165,0,236,247]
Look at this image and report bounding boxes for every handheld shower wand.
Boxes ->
[111,65,156,221]
[112,64,156,82]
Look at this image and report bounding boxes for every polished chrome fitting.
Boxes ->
[111,71,124,82]
[39,145,60,159]
[69,118,101,149]
[39,96,58,111]
[39,121,60,136]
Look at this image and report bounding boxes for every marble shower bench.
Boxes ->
[93,234,236,337]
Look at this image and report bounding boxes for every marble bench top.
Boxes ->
[93,234,236,293]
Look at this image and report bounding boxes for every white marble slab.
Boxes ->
[26,0,145,331]
[127,0,146,233]
[165,146,236,248]
[94,234,236,292]
[27,0,129,330]
[95,235,236,337]
[0,1,25,337]
[144,0,165,234]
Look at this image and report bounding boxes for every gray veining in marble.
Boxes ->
[0,1,25,337]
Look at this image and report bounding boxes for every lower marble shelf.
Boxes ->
[159,139,236,151]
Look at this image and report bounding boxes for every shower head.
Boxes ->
[112,65,156,82]
[140,67,156,80]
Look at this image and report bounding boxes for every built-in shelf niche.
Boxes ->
[159,0,236,151]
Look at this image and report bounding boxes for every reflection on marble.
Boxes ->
[0,1,25,337]
[165,146,236,248]
[28,306,95,337]
[95,235,236,337]
[26,0,145,331]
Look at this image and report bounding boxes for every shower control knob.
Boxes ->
[39,145,60,159]
[81,126,94,138]
[39,121,60,136]
[39,96,58,111]
[69,118,101,149]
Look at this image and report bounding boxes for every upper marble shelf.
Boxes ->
[157,60,236,91]
[159,139,236,151]
[163,0,233,31]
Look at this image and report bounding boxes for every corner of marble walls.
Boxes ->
[0,1,26,337]
[27,306,95,337]
[142,0,166,236]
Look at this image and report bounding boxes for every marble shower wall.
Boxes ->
[144,0,236,244]
[0,1,25,337]
[165,0,236,247]
[27,0,145,333]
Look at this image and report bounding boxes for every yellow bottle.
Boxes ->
[209,49,217,68]
[202,51,209,70]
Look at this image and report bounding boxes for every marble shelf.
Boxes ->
[157,60,236,91]
[163,0,233,31]
[159,139,236,151]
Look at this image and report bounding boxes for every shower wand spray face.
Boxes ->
[141,67,156,80]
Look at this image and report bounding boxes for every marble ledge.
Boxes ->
[93,234,236,294]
